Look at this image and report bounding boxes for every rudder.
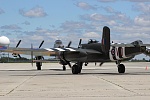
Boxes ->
[101,26,110,54]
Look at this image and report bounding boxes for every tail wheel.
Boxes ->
[118,64,125,73]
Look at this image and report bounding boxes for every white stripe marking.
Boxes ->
[45,48,54,51]
[65,48,76,51]
[55,48,65,51]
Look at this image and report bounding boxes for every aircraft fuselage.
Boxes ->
[62,42,146,63]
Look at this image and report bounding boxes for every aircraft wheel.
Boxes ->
[118,64,125,73]
[77,62,83,73]
[36,62,42,70]
[78,66,82,73]
[37,65,41,70]
[72,65,79,74]
[63,66,66,71]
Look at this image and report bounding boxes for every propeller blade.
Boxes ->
[67,41,72,48]
[99,62,104,66]
[16,40,21,48]
[39,40,44,48]
[31,44,33,66]
[18,54,21,58]
[78,39,82,48]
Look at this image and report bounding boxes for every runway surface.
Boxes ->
[0,62,150,100]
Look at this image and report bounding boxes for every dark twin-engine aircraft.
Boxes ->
[0,26,150,74]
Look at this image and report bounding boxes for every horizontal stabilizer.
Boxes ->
[112,43,150,47]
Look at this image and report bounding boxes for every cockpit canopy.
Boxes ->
[131,40,143,46]
[55,40,62,44]
[88,39,99,44]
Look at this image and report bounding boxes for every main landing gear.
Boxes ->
[36,62,42,70]
[72,62,83,74]
[62,61,83,74]
[116,61,125,73]
[63,65,66,71]
[118,64,125,73]
[35,56,43,70]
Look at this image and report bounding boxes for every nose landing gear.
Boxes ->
[118,64,125,73]
[72,62,83,74]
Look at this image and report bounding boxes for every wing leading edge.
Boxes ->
[0,46,102,57]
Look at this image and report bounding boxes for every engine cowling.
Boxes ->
[0,36,10,46]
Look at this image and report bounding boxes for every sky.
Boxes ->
[0,0,150,59]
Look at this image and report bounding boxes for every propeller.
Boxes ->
[33,41,45,66]
[16,40,21,48]
[13,40,22,58]
[66,39,82,48]
[31,43,34,66]
[95,62,104,66]
[39,40,44,48]
[78,39,82,48]
[18,54,21,58]
[66,41,72,48]
[99,62,104,66]
[37,40,44,60]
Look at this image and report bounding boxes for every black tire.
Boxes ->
[36,62,41,70]
[77,65,82,73]
[63,66,66,71]
[37,65,41,70]
[77,62,83,73]
[118,64,125,73]
[72,65,78,74]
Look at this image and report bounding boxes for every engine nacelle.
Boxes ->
[0,36,10,46]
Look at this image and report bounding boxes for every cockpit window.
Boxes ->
[55,40,62,44]
[88,39,98,44]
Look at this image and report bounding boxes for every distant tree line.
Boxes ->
[0,57,30,63]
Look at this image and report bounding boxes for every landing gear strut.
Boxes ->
[35,56,42,70]
[63,65,66,71]
[72,62,83,74]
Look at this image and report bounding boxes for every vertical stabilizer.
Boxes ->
[101,26,110,54]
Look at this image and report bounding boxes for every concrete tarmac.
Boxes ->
[0,62,150,100]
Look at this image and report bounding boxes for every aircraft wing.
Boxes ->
[0,46,102,56]
[0,46,79,56]
[0,47,54,56]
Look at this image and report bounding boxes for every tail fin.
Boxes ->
[101,26,110,54]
